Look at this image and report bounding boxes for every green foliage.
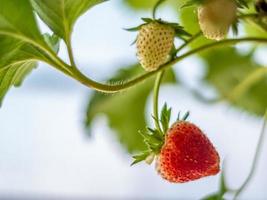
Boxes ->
[0,0,44,44]
[85,64,176,153]
[0,36,37,105]
[160,103,172,133]
[123,0,158,10]
[43,33,60,53]
[30,0,106,41]
[205,48,267,116]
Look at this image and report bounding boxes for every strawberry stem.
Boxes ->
[233,110,267,199]
[152,0,167,19]
[153,71,165,133]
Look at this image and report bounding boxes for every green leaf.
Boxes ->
[123,0,158,10]
[0,0,44,44]
[43,33,61,53]
[0,61,37,105]
[0,36,40,105]
[179,4,211,50]
[31,0,106,41]
[85,64,176,153]
[205,48,267,116]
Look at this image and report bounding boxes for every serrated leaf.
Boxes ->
[31,0,106,41]
[205,48,267,116]
[85,64,176,153]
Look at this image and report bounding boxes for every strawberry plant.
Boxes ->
[1,0,267,199]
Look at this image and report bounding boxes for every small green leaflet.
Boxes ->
[43,33,60,53]
[31,0,107,41]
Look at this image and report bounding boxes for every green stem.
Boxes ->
[65,36,77,67]
[62,37,267,93]
[233,111,267,200]
[152,0,166,19]
[174,31,202,54]
[153,71,165,132]
[238,13,258,20]
[227,67,267,102]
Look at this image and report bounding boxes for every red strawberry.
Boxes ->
[156,121,220,183]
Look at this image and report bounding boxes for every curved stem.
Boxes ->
[233,111,267,200]
[227,67,267,102]
[62,37,267,93]
[152,0,166,19]
[174,31,202,54]
[153,71,165,132]
[65,36,77,67]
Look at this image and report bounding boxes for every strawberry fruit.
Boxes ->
[132,104,220,183]
[136,22,175,71]
[197,0,237,40]
[126,18,191,72]
[156,121,220,183]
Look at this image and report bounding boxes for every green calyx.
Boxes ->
[125,18,191,40]
[181,0,248,9]
[131,103,190,166]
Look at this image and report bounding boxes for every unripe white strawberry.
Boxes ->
[198,0,237,41]
[136,22,175,71]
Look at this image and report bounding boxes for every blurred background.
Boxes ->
[0,0,267,199]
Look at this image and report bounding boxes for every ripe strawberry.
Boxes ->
[131,105,220,183]
[198,0,237,40]
[136,22,175,71]
[156,121,220,183]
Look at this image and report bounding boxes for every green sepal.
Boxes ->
[236,0,249,9]
[131,104,192,166]
[125,18,191,39]
[160,103,172,133]
[131,151,151,166]
[181,0,203,8]
[181,0,248,9]
[231,19,240,36]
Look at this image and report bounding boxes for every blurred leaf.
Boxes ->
[85,64,176,153]
[31,0,106,41]
[205,48,267,116]
[0,0,44,44]
[180,6,210,50]
[244,17,267,37]
[123,0,158,10]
